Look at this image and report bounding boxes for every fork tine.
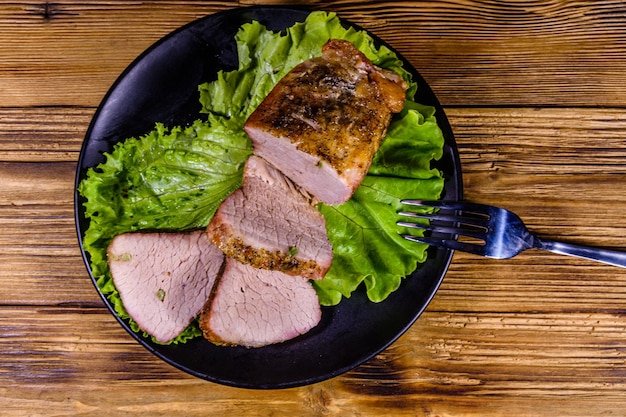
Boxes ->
[397,220,487,241]
[400,200,493,216]
[400,200,467,210]
[399,200,491,232]
[398,211,490,228]
[401,234,487,256]
[399,200,491,252]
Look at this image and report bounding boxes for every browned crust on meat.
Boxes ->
[321,39,407,113]
[199,299,233,347]
[199,328,233,347]
[197,258,229,346]
[206,221,328,280]
[244,39,408,198]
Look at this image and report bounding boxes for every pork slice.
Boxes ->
[107,231,224,344]
[244,39,408,205]
[206,155,332,280]
[199,258,322,348]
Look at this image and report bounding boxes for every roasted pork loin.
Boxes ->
[244,39,408,205]
[107,231,224,344]
[206,155,333,280]
[199,258,322,348]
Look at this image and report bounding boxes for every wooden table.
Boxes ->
[3,1,626,415]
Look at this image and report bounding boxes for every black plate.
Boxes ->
[74,6,462,389]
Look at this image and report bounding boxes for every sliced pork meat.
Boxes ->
[244,39,408,205]
[206,155,332,280]
[199,258,322,348]
[107,231,224,344]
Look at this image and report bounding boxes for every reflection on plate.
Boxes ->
[74,6,462,389]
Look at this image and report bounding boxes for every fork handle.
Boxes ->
[535,238,626,268]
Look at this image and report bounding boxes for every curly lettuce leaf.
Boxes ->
[79,117,251,343]
[314,104,445,305]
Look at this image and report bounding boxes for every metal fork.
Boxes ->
[398,200,626,268]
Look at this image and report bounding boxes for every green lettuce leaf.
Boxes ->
[314,103,445,305]
[78,117,251,343]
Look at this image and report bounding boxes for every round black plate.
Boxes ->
[74,6,462,389]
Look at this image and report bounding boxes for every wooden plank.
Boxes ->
[0,1,232,107]
[2,306,626,415]
[0,107,92,162]
[1,106,625,310]
[0,161,102,305]
[1,1,626,107]
[432,252,626,314]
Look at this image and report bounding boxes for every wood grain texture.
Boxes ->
[3,0,626,415]
[3,307,626,416]
[2,0,626,107]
